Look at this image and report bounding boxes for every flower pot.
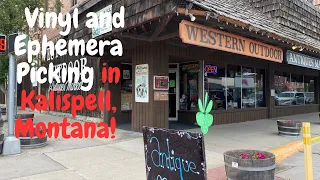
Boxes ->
[277,120,302,137]
[224,150,275,180]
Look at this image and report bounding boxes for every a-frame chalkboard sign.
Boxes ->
[142,126,207,180]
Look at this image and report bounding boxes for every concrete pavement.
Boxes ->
[0,111,319,180]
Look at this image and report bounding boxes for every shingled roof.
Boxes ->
[186,0,320,52]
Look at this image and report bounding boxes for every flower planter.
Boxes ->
[277,120,302,137]
[224,150,275,180]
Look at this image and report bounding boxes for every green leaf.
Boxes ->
[201,126,209,134]
[198,98,204,113]
[205,100,213,114]
[204,92,208,109]
[196,112,205,126]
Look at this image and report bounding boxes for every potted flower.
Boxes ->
[277,120,302,137]
[224,150,275,180]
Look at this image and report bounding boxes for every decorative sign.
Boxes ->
[49,57,89,91]
[181,63,199,71]
[179,20,283,63]
[235,77,255,88]
[286,50,320,70]
[92,5,113,38]
[135,64,149,103]
[143,127,207,180]
[0,35,6,54]
[153,76,169,90]
[154,91,168,101]
[204,64,218,76]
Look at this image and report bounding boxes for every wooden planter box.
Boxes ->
[277,120,302,137]
[224,150,275,180]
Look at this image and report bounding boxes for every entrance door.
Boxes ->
[169,70,178,120]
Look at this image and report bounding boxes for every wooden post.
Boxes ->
[302,122,313,180]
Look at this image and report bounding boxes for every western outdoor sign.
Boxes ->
[286,50,320,70]
[179,20,283,63]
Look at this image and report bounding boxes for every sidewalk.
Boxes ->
[0,111,319,180]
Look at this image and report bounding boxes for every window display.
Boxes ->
[180,62,199,111]
[121,64,132,110]
[203,63,265,110]
[275,73,316,106]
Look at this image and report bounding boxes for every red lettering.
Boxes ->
[35,94,47,110]
[102,63,107,83]
[86,94,97,111]
[47,122,60,138]
[61,118,70,139]
[97,122,109,139]
[49,91,55,111]
[71,95,84,117]
[56,91,61,111]
[35,122,46,139]
[61,93,71,111]
[101,63,120,84]
[105,90,111,111]
[71,122,83,138]
[108,67,120,84]
[21,90,35,110]
[15,118,34,138]
[84,122,96,138]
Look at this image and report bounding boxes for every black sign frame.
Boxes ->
[143,126,207,180]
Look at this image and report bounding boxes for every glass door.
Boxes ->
[169,70,178,120]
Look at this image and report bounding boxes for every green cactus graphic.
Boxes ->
[196,92,214,134]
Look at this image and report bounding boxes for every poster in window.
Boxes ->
[123,70,130,79]
[121,93,132,110]
[135,64,149,103]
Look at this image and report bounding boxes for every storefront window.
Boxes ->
[226,65,241,109]
[241,67,256,108]
[304,76,315,104]
[121,64,132,110]
[275,73,316,106]
[203,64,265,110]
[179,62,199,111]
[204,63,226,110]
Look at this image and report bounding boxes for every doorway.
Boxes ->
[169,68,179,120]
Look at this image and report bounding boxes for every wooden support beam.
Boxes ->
[118,33,150,42]
[154,32,179,41]
[150,14,173,40]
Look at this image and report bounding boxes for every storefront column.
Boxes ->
[266,63,275,118]
[131,42,169,132]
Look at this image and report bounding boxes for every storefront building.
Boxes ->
[11,0,319,132]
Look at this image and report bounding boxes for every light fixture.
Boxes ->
[189,13,196,21]
[292,46,297,50]
[299,47,304,51]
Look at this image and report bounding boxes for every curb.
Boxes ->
[269,135,320,163]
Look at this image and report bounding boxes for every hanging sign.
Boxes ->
[286,50,320,70]
[179,20,283,63]
[153,76,169,90]
[143,127,207,180]
[135,64,149,103]
[92,5,113,38]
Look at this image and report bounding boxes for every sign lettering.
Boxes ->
[179,20,283,63]
[143,127,207,180]
[204,64,218,76]
[286,50,320,70]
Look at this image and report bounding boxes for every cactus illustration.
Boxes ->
[196,92,214,134]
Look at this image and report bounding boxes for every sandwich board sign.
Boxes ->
[142,126,207,180]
